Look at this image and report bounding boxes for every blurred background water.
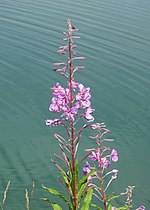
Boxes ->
[0,0,150,209]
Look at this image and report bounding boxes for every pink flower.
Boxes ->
[101,157,110,169]
[136,206,145,210]
[61,106,78,122]
[75,84,91,109]
[84,107,94,122]
[89,150,100,162]
[110,149,118,162]
[83,161,93,183]
[49,97,60,112]
[89,151,98,161]
[51,83,66,96]
[83,161,91,175]
[49,83,70,113]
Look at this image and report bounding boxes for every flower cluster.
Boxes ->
[45,82,94,125]
[83,123,119,202]
[45,19,94,126]
[88,148,118,167]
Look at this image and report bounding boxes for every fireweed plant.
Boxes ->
[43,20,145,210]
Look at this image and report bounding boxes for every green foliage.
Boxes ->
[107,203,129,210]
[51,203,63,210]
[107,203,113,210]
[77,170,96,190]
[76,182,87,204]
[80,187,94,210]
[42,198,63,210]
[60,172,73,196]
[42,162,96,210]
[91,203,103,210]
[115,206,129,210]
[42,185,73,210]
[106,194,121,202]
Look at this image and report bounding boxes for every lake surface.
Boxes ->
[0,0,150,209]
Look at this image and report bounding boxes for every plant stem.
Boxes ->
[68,22,77,210]
[98,127,106,210]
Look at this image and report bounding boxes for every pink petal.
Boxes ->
[62,66,67,71]
[59,45,68,50]
[73,66,85,72]
[78,84,84,90]
[57,49,66,54]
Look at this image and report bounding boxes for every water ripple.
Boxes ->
[0,0,150,209]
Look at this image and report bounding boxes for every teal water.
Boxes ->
[0,0,150,209]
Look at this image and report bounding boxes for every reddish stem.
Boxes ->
[68,22,77,210]
[98,127,106,210]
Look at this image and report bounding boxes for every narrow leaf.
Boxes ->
[77,182,87,203]
[61,172,70,186]
[75,159,79,184]
[108,203,112,210]
[60,173,72,196]
[42,185,72,210]
[78,170,96,190]
[116,206,129,210]
[106,194,120,202]
[91,203,102,210]
[51,203,63,210]
[80,187,93,210]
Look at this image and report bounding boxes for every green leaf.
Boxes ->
[42,185,72,210]
[116,206,129,210]
[80,187,93,210]
[77,183,87,208]
[78,170,96,190]
[91,203,103,210]
[61,172,70,186]
[60,172,72,195]
[106,194,121,202]
[75,159,79,184]
[107,203,113,210]
[76,182,87,205]
[51,203,63,210]
[61,173,71,187]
